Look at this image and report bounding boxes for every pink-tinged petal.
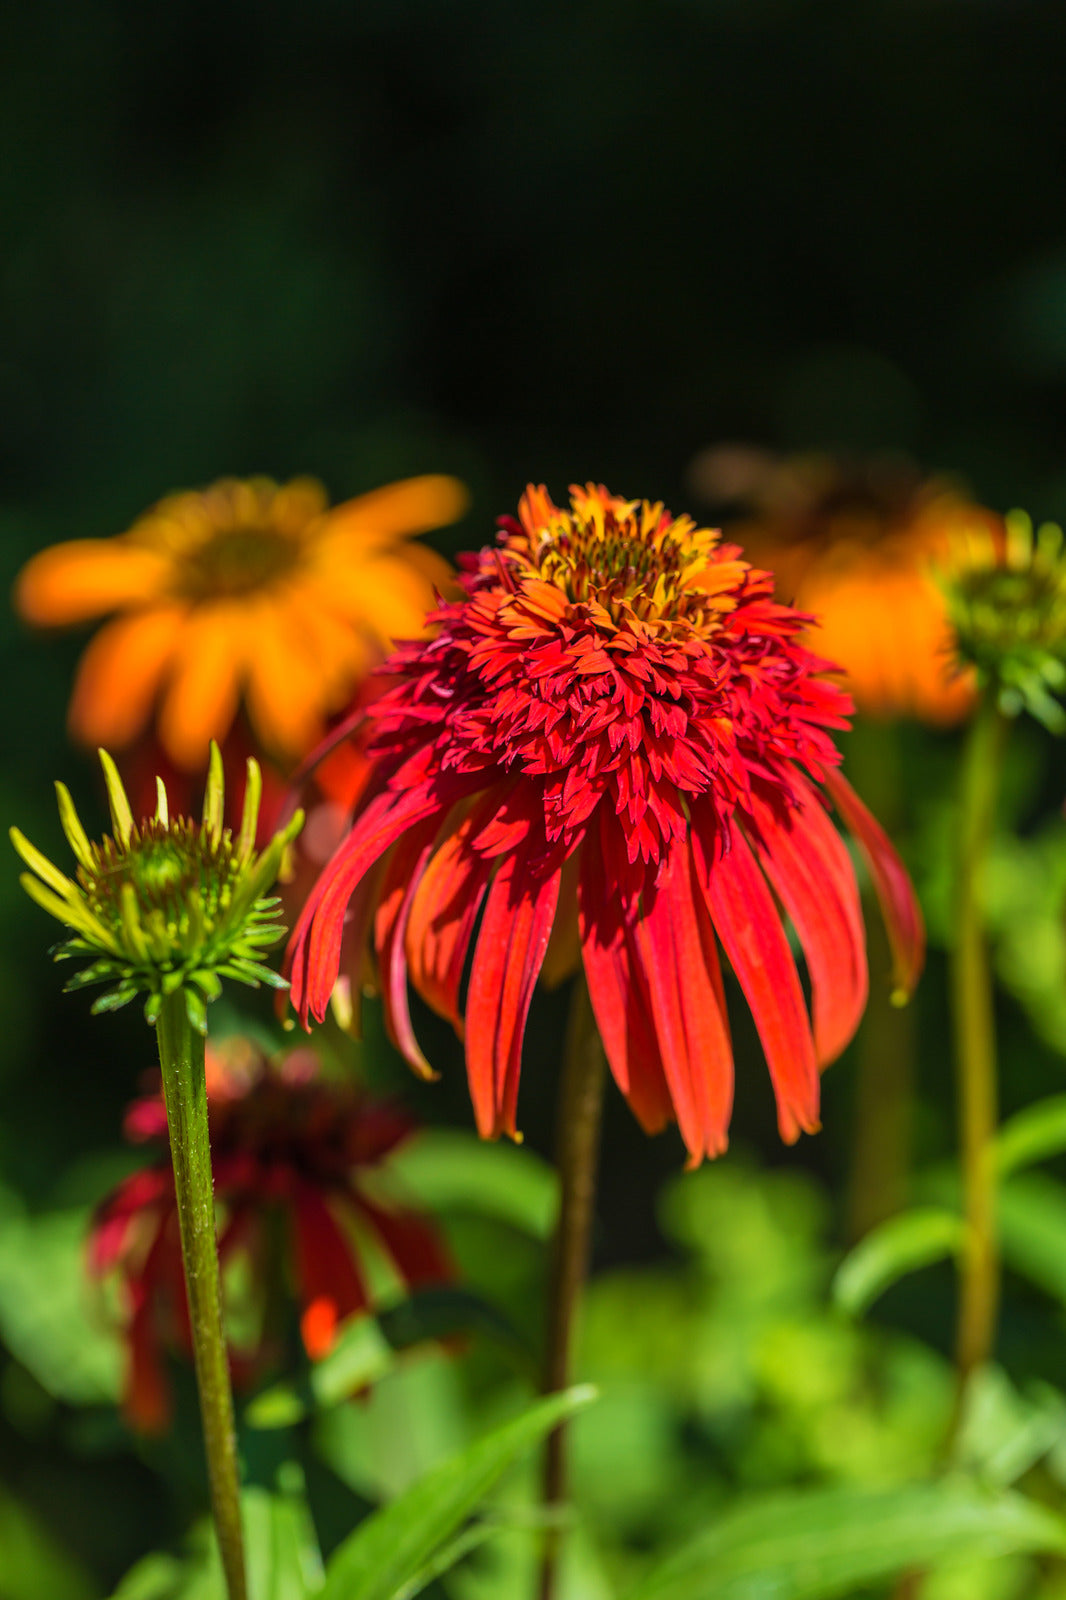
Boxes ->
[354,1194,453,1289]
[404,792,501,1032]
[290,1181,368,1359]
[693,816,820,1144]
[464,835,562,1140]
[750,776,868,1066]
[287,779,460,1023]
[373,815,444,1080]
[823,767,925,1002]
[578,814,674,1134]
[629,839,734,1164]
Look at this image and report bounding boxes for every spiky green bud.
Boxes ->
[943,509,1066,731]
[11,744,304,1032]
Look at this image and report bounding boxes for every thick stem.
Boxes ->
[537,972,607,1600]
[950,694,1009,1429]
[156,992,247,1600]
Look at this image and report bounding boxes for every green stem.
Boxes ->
[156,992,247,1600]
[843,720,915,1242]
[950,693,1009,1430]
[537,972,607,1600]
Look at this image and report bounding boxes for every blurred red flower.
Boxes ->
[288,484,924,1165]
[89,1037,451,1432]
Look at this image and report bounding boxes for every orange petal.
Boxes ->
[328,553,448,645]
[244,601,330,760]
[14,541,171,625]
[320,475,469,551]
[68,606,187,749]
[157,608,242,769]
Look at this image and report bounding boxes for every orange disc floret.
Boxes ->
[15,474,467,771]
[689,450,1005,726]
[287,484,925,1166]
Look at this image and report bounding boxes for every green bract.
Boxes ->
[10,744,304,1032]
[944,509,1066,731]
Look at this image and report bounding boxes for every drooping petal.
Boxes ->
[577,809,674,1135]
[464,829,562,1140]
[693,814,820,1144]
[628,837,734,1164]
[88,1170,172,1276]
[749,776,868,1066]
[157,607,243,769]
[288,778,462,1023]
[67,607,188,749]
[822,766,925,1002]
[373,814,446,1079]
[124,1278,172,1434]
[404,791,502,1031]
[289,1180,368,1360]
[354,1194,453,1289]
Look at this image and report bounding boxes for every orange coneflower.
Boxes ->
[287,484,924,1165]
[688,449,1005,725]
[14,474,467,771]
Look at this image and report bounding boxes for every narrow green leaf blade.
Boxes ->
[318,1385,596,1600]
[833,1207,966,1316]
[623,1480,1066,1600]
[997,1094,1066,1176]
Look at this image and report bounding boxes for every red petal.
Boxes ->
[823,767,925,1002]
[124,1280,172,1434]
[355,1194,453,1288]
[88,1170,172,1276]
[629,838,734,1164]
[287,779,458,1023]
[578,809,673,1134]
[374,814,446,1080]
[464,833,562,1140]
[750,776,868,1066]
[404,792,500,1032]
[693,816,820,1144]
[290,1183,368,1359]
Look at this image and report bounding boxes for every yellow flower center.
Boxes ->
[174,526,303,601]
[507,492,748,636]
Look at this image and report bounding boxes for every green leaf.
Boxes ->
[107,1482,321,1600]
[247,1317,395,1430]
[0,1196,121,1405]
[248,1289,535,1430]
[0,1486,99,1600]
[387,1129,558,1240]
[833,1207,966,1316]
[998,1172,1066,1302]
[622,1480,1066,1600]
[318,1385,596,1600]
[997,1094,1066,1176]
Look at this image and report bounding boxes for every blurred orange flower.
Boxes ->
[688,449,1004,725]
[14,474,467,770]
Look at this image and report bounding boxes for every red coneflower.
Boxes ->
[288,484,924,1165]
[89,1037,451,1431]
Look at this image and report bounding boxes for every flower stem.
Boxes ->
[950,691,1009,1431]
[537,971,607,1600]
[156,992,247,1600]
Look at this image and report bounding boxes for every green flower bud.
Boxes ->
[11,744,304,1032]
[943,509,1066,730]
